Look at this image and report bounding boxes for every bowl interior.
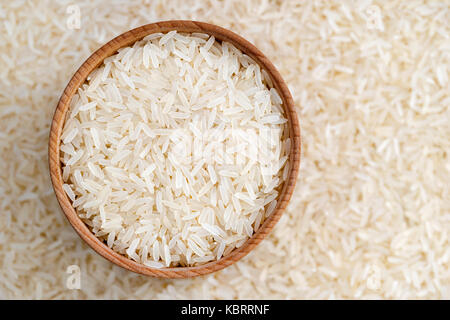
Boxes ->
[48,20,301,278]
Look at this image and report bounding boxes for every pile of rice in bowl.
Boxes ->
[60,31,290,268]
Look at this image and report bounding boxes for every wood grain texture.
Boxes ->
[48,20,301,278]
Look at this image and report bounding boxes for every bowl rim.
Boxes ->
[48,20,301,278]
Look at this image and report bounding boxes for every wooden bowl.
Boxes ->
[48,20,301,278]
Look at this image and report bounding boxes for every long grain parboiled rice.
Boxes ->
[60,32,289,267]
[5,0,448,300]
